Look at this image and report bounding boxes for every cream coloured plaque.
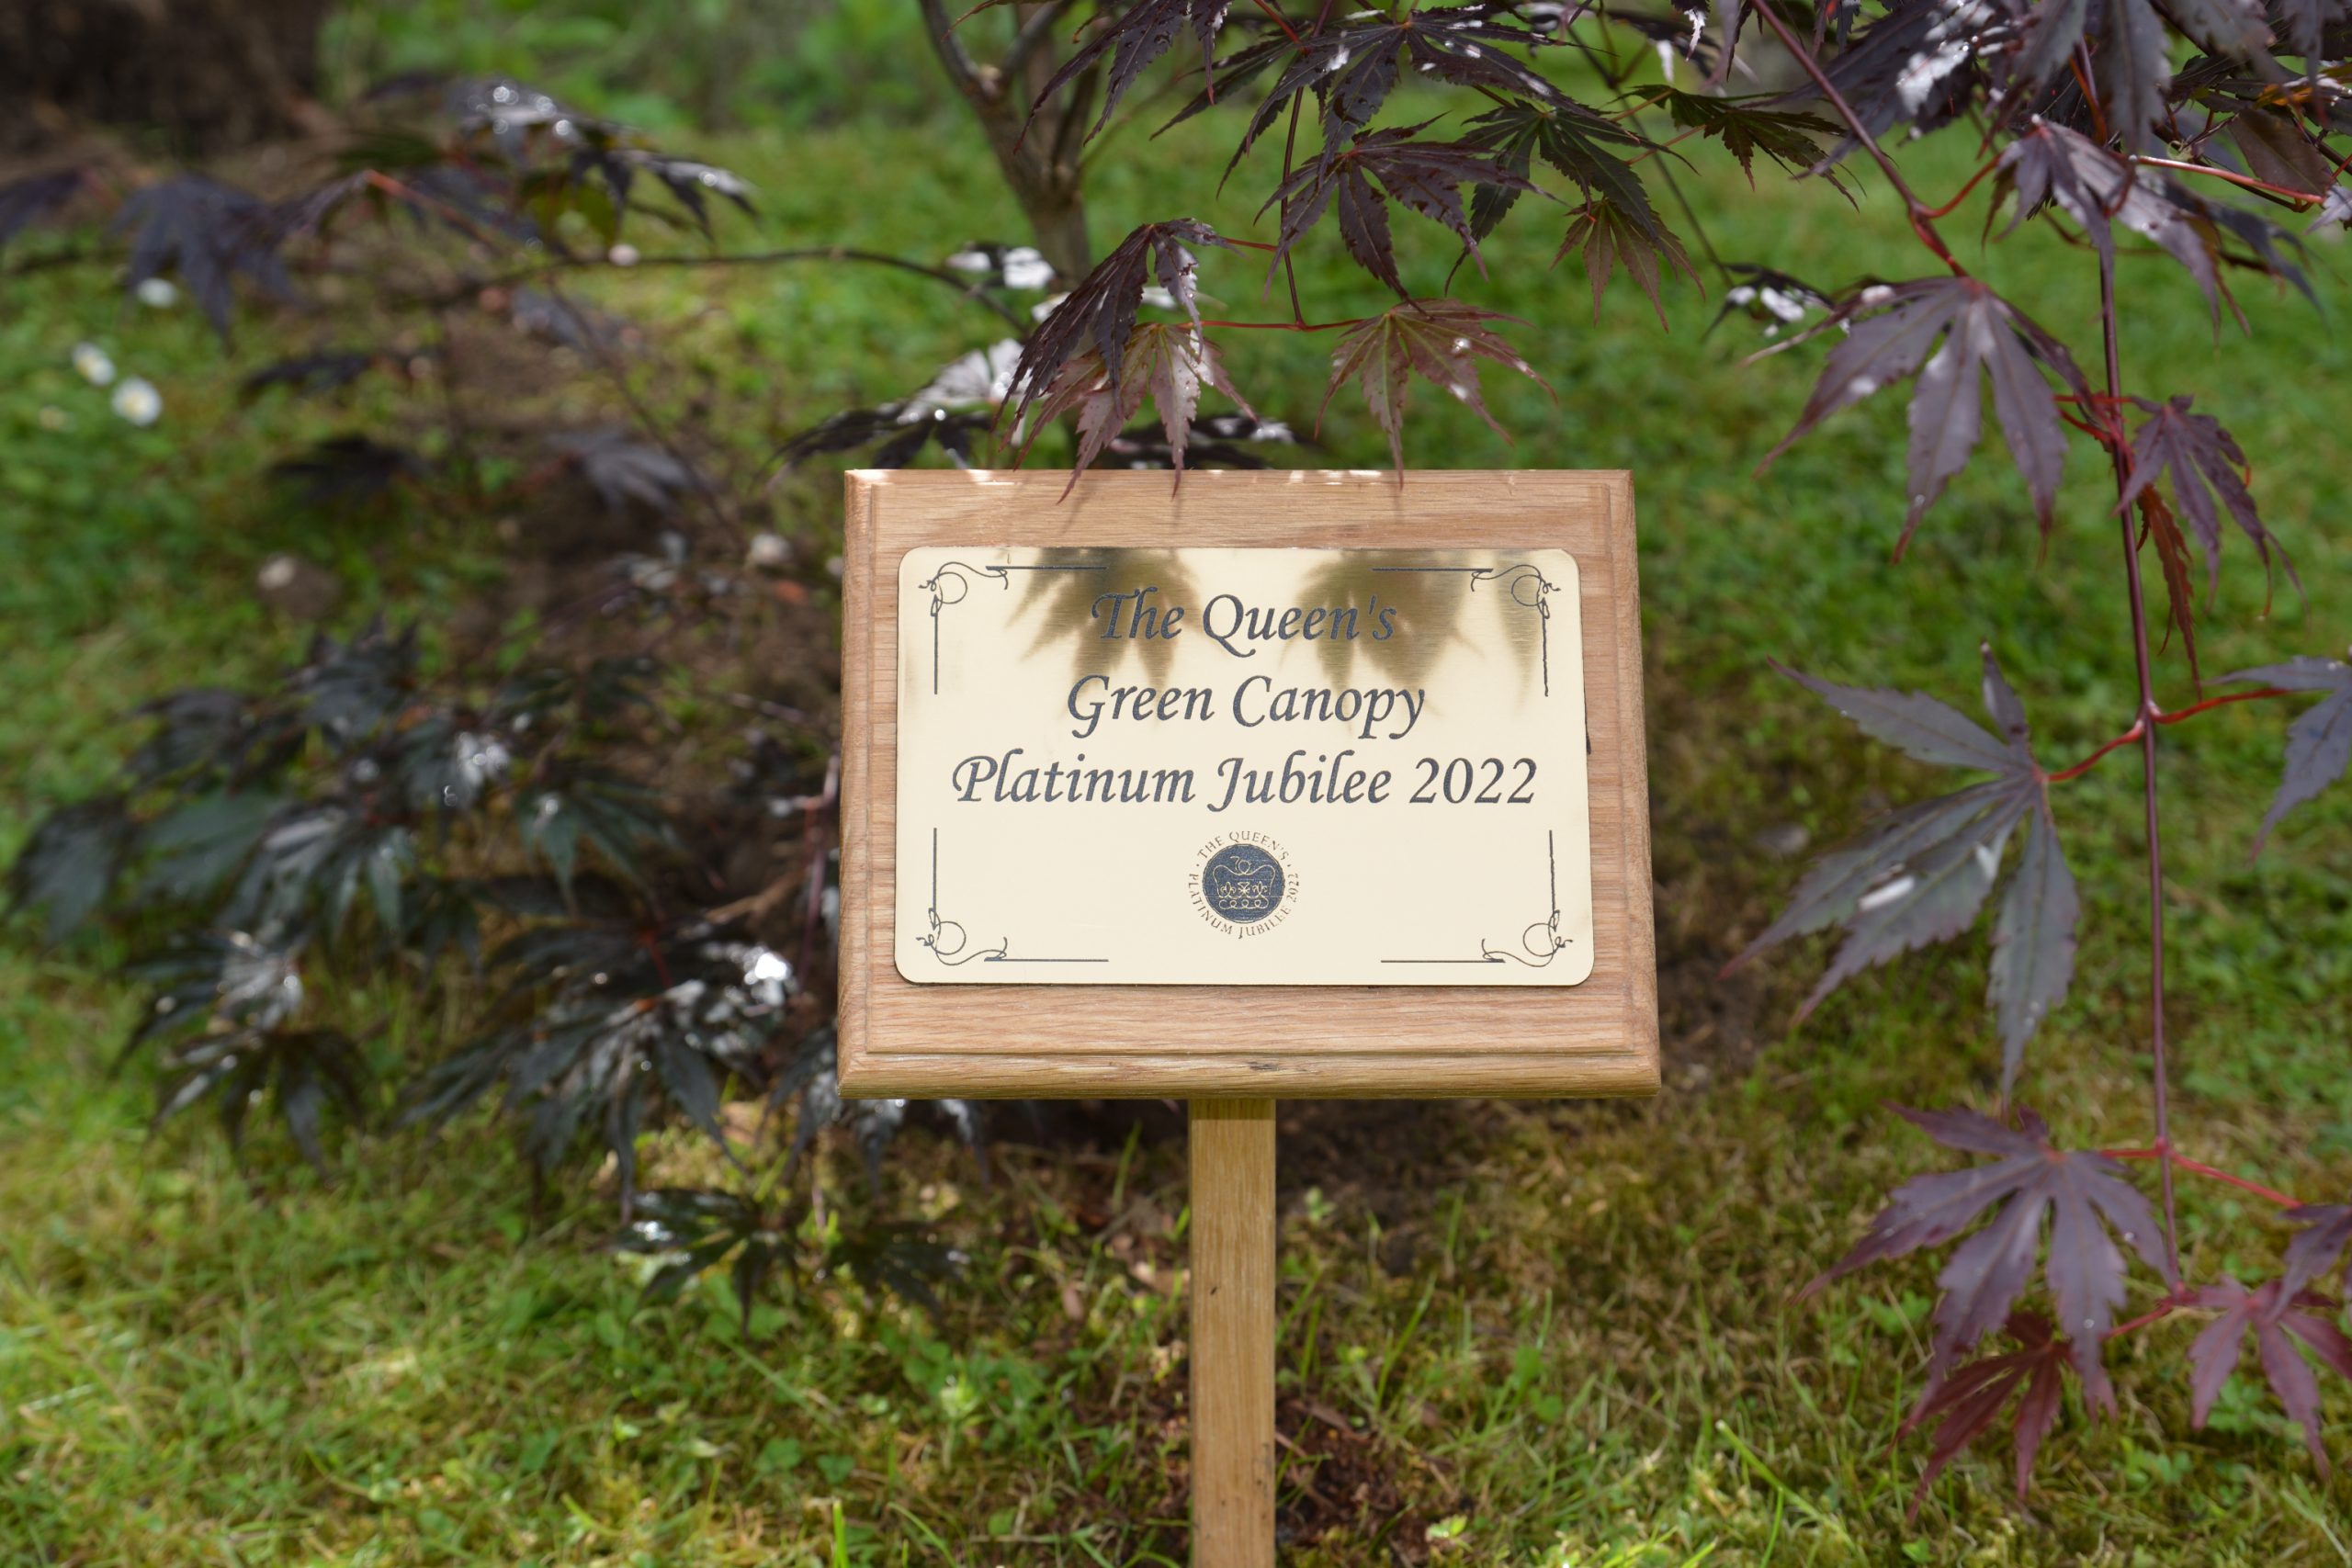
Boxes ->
[892,546,1593,986]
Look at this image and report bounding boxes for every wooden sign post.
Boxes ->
[838,469,1657,1562]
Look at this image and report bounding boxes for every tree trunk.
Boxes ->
[915,0,1095,283]
[1021,192,1092,291]
[0,0,333,154]
[969,94,1093,282]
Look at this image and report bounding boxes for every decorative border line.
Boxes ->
[1379,829,1572,967]
[918,828,1108,967]
[918,559,1102,695]
[1373,561,1555,695]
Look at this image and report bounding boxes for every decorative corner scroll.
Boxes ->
[918,559,1102,696]
[1380,829,1572,968]
[917,828,1108,967]
[1374,560,1556,695]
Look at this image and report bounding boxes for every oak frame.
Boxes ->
[837,468,1657,1100]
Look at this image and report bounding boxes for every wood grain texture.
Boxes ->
[1189,1099,1275,1568]
[838,468,1658,1100]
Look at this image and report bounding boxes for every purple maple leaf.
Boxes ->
[1809,1106,2166,1404]
[2184,1277,2352,1470]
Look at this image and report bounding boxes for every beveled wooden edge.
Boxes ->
[837,468,1658,1101]
[840,468,879,1099]
[1604,471,1660,1102]
[845,1050,1658,1100]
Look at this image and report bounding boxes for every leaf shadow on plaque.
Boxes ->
[1301,558,1470,690]
[1017,549,1202,685]
[1476,559,1550,698]
[1305,554,1549,697]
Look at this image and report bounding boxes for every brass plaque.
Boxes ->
[894,546,1593,986]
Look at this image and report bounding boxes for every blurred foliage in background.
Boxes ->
[323,0,947,130]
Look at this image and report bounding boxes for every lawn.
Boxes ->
[4,44,2352,1568]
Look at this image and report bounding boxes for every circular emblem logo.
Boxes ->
[1189,832,1298,938]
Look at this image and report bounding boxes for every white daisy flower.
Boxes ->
[134,277,180,308]
[111,378,162,426]
[72,342,116,386]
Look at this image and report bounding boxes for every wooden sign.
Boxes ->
[838,469,1657,1100]
[837,468,1657,1567]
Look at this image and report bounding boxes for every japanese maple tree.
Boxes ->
[892,0,2352,1509]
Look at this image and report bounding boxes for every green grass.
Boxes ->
[6,66,2352,1566]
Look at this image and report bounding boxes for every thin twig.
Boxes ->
[707,868,807,926]
[2156,686,2291,723]
[356,170,511,252]
[2070,46,2112,144]
[1919,158,1999,219]
[2046,720,2146,783]
[2135,155,2324,209]
[542,276,740,543]
[1747,0,1966,275]
[1001,0,1080,81]
[1247,0,1305,45]
[1046,58,1102,175]
[2097,242,2183,1287]
[1570,22,1734,287]
[1654,143,1735,287]
[919,0,989,97]
[1272,0,1341,322]
[402,247,1030,331]
[2103,1146,2304,1209]
[1623,123,1709,168]
[2046,686,2292,781]
[1196,315,1361,331]
[1276,88,1310,321]
[1747,3,1918,202]
[2106,1300,2181,1340]
[797,750,842,982]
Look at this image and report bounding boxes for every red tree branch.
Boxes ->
[1246,0,1303,45]
[1919,157,1999,219]
[2106,1301,2180,1340]
[2096,244,2184,1286]
[2160,686,2292,722]
[2047,722,2145,783]
[2047,687,2293,782]
[2103,1145,2304,1209]
[1748,0,1967,275]
[1196,316,1362,332]
[2134,155,2325,209]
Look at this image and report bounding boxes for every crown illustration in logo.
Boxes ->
[1205,854,1278,913]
